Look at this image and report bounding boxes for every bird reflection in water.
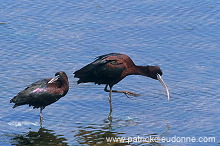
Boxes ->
[74,117,169,145]
[74,118,127,145]
[10,128,68,146]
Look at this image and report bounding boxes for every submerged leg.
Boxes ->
[40,107,43,126]
[104,84,140,98]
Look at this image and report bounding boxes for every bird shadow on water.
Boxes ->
[10,127,68,146]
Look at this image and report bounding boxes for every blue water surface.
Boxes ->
[0,0,220,145]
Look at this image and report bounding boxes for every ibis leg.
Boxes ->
[40,107,43,126]
[104,84,140,98]
[109,86,113,113]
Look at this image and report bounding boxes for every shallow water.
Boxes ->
[0,0,220,145]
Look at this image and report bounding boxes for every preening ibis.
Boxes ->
[10,71,69,125]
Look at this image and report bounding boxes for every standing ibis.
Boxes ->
[10,71,69,125]
[74,53,170,112]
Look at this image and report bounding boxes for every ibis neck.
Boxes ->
[126,65,154,77]
[60,77,69,96]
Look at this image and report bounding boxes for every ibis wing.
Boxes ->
[95,53,122,60]
[10,78,51,108]
[74,53,126,84]
[74,59,115,83]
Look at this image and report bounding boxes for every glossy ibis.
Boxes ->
[74,53,170,112]
[10,71,69,125]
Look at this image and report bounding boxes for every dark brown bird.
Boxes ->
[74,53,170,112]
[10,71,69,125]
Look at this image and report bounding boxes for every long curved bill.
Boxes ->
[48,75,60,83]
[157,74,170,101]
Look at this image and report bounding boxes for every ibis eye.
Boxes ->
[55,72,60,76]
